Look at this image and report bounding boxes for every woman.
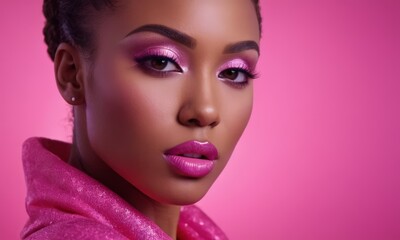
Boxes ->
[22,0,262,239]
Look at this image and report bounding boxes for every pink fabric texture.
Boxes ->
[21,137,228,240]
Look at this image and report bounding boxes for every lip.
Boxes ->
[163,141,218,178]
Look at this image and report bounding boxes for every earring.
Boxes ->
[71,97,76,102]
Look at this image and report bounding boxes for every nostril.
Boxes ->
[178,104,220,128]
[209,120,219,128]
[186,118,219,128]
[187,118,200,126]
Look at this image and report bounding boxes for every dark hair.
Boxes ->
[43,0,262,61]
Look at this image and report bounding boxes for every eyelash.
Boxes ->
[134,54,183,78]
[133,53,258,88]
[218,64,258,89]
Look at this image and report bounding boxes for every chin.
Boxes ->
[145,176,218,206]
[162,191,209,206]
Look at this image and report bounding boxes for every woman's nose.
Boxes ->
[178,80,220,128]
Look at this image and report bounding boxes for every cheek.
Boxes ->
[84,62,177,162]
[226,84,253,132]
[216,83,254,164]
[84,63,184,200]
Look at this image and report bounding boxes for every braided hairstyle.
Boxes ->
[252,0,262,36]
[43,0,262,61]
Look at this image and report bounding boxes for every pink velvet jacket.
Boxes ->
[21,137,228,240]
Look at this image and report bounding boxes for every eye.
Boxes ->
[138,56,182,73]
[218,68,250,83]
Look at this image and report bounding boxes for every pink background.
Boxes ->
[1,1,399,239]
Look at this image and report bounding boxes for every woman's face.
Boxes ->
[81,0,260,205]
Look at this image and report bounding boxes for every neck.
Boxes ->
[130,193,180,239]
[68,136,180,239]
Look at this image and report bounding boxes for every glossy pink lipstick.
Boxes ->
[163,141,218,178]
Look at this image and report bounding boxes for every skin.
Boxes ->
[54,0,260,238]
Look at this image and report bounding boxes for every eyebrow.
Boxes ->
[125,24,197,49]
[224,41,260,56]
[125,24,259,55]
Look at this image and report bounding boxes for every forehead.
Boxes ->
[98,0,260,45]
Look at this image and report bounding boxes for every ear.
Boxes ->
[54,43,86,105]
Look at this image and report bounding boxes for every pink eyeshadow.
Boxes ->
[217,59,252,73]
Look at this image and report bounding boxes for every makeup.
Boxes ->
[119,34,189,67]
[133,46,189,77]
[163,141,218,178]
[217,58,258,88]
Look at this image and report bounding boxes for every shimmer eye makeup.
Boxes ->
[118,24,259,82]
[133,46,188,77]
[217,58,258,88]
[118,34,190,76]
